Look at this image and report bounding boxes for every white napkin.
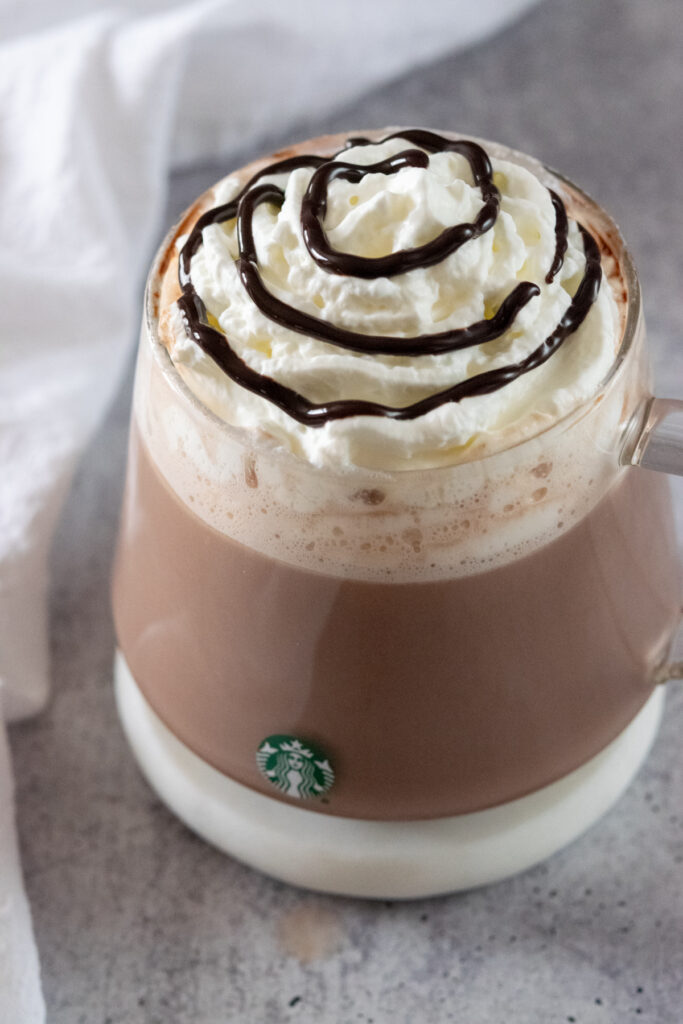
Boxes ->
[0,1,538,1018]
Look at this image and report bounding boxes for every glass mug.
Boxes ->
[112,140,682,899]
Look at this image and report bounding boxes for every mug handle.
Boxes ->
[623,396,683,476]
[622,396,683,682]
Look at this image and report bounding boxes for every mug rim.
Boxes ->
[144,131,642,484]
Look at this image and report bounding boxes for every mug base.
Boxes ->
[114,650,664,899]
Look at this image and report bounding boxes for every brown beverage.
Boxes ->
[113,424,678,819]
[112,129,680,829]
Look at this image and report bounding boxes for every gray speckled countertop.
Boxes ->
[9,1,683,1021]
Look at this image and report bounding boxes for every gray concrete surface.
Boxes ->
[9,0,683,1020]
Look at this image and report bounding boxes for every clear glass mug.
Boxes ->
[111,150,682,898]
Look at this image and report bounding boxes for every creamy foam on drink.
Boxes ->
[159,129,621,471]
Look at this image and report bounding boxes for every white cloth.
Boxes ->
[0,1,538,1018]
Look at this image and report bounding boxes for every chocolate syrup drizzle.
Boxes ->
[177,130,602,426]
[546,189,569,284]
[301,131,500,278]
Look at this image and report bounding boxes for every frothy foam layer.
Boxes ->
[136,325,643,585]
[159,131,622,471]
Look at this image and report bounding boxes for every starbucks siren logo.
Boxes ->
[256,735,335,800]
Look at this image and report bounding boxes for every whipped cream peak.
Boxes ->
[161,130,620,470]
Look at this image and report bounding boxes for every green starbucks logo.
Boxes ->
[256,735,335,800]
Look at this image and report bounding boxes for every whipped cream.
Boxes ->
[162,134,620,470]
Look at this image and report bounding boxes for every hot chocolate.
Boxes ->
[113,425,677,819]
[112,129,680,890]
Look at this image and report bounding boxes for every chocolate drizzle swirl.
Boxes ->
[176,131,602,426]
[236,182,539,356]
[301,130,500,278]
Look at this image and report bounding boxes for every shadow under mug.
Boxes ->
[112,155,682,898]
